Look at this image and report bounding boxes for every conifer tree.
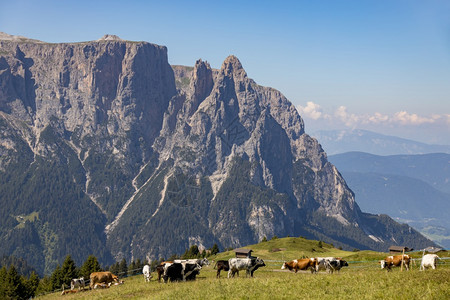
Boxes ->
[109,261,119,275]
[136,259,143,271]
[61,255,78,286]
[4,265,26,299]
[22,271,40,299]
[128,260,136,276]
[50,264,63,290]
[210,244,220,255]
[0,266,8,299]
[118,258,127,277]
[80,255,102,279]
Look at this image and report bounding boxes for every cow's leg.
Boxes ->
[227,269,232,278]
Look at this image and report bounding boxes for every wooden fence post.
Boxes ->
[401,248,405,271]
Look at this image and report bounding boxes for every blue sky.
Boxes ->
[1,0,449,143]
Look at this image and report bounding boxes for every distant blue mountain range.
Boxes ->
[329,151,450,249]
[312,129,450,156]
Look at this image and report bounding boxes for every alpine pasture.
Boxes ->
[38,237,450,299]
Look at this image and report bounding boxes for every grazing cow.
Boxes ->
[281,258,317,273]
[89,271,119,289]
[163,262,202,282]
[379,255,411,271]
[156,261,173,282]
[174,258,210,267]
[316,257,349,273]
[420,254,441,270]
[228,257,266,278]
[70,277,85,290]
[143,265,152,282]
[61,284,78,295]
[214,260,230,278]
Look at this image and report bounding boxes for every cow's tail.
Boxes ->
[213,261,217,269]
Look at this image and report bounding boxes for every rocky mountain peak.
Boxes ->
[98,34,123,41]
[221,55,247,78]
[191,59,213,104]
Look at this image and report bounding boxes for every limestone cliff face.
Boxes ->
[0,34,433,272]
[1,36,175,159]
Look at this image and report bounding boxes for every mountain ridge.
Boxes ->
[0,34,434,274]
[328,152,450,248]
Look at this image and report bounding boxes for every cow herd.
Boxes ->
[281,257,349,274]
[61,253,444,295]
[378,254,442,271]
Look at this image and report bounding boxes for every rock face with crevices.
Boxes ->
[0,33,433,274]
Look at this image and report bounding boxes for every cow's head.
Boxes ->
[379,260,386,269]
[200,258,210,266]
[255,258,266,267]
[112,274,119,282]
[340,260,348,267]
[281,262,287,270]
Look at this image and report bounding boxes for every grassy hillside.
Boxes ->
[37,237,450,299]
[213,237,354,262]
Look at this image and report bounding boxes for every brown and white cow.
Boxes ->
[379,255,411,271]
[281,258,317,273]
[89,271,119,289]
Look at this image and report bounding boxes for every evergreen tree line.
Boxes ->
[0,265,39,300]
[0,254,102,299]
[108,258,148,277]
[0,243,223,298]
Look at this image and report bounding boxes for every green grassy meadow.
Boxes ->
[38,238,450,299]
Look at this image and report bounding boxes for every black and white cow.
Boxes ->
[70,277,85,290]
[214,260,240,278]
[228,257,266,278]
[174,258,210,267]
[163,262,202,283]
[316,257,349,273]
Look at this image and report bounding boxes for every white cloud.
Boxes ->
[296,101,323,120]
[334,106,360,127]
[367,112,389,124]
[297,101,447,127]
[392,111,437,125]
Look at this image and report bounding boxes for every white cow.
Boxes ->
[143,265,152,282]
[70,277,85,290]
[227,257,265,278]
[420,254,441,270]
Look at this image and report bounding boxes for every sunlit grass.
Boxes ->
[38,259,450,299]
